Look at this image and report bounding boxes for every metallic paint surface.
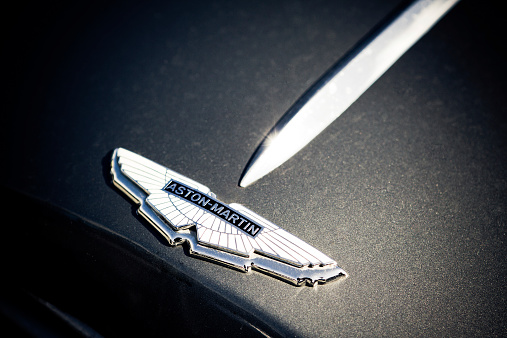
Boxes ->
[2,0,506,336]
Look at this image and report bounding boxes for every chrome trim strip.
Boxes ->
[240,0,460,187]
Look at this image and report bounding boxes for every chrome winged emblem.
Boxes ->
[111,148,346,286]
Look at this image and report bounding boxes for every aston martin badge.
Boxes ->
[111,148,346,286]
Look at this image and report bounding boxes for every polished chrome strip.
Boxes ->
[239,0,460,187]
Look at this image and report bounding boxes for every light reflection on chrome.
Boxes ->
[240,0,460,187]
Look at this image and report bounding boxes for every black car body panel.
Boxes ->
[2,0,506,336]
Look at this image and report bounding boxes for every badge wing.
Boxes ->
[111,147,346,285]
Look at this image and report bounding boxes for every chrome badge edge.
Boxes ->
[111,148,347,286]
